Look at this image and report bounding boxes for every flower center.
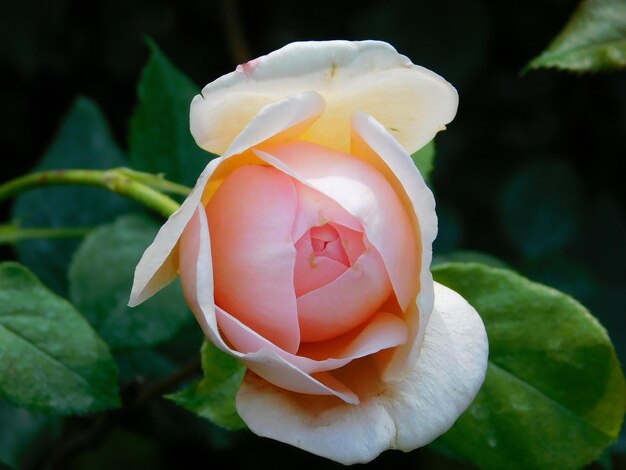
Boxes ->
[293,222,366,297]
[308,224,350,267]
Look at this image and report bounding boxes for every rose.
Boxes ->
[129,40,488,464]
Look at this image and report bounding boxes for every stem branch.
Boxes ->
[0,169,182,218]
[0,225,93,245]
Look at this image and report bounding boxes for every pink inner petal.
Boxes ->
[309,225,350,266]
[178,193,358,404]
[298,311,408,361]
[319,238,349,266]
[294,232,348,297]
[310,224,339,243]
[333,224,366,265]
[206,164,301,353]
[297,240,393,342]
[291,181,362,242]
[217,305,352,374]
[217,306,407,374]
[255,143,419,312]
[293,221,366,297]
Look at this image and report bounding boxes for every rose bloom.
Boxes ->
[130,40,488,464]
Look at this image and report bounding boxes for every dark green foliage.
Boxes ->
[69,215,192,349]
[129,40,215,187]
[11,98,135,294]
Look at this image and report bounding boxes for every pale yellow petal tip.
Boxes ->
[127,287,144,308]
[127,277,156,308]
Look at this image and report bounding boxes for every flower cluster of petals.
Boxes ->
[130,40,488,464]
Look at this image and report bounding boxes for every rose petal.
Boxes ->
[221,91,325,159]
[291,180,362,242]
[179,205,358,403]
[350,112,438,380]
[191,40,457,155]
[206,164,300,353]
[253,143,417,313]
[129,91,325,307]
[128,158,221,307]
[298,311,408,361]
[217,305,407,374]
[216,306,351,374]
[294,231,348,297]
[236,282,489,465]
[333,224,366,265]
[297,240,393,342]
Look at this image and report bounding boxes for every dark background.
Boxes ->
[1,0,624,468]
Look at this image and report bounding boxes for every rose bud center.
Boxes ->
[293,223,367,299]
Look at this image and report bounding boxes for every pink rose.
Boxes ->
[130,40,488,464]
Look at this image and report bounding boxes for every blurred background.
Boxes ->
[0,0,624,468]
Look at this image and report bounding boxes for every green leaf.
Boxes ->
[0,398,61,469]
[129,40,213,187]
[69,215,192,350]
[168,340,246,431]
[411,140,435,182]
[433,262,626,469]
[0,263,120,415]
[432,249,511,270]
[11,98,135,294]
[526,0,626,72]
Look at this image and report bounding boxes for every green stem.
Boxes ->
[0,169,182,218]
[0,225,93,245]
[114,167,192,196]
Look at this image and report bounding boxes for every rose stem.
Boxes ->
[0,168,184,218]
[0,224,93,245]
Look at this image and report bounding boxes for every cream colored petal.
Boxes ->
[128,158,220,307]
[129,91,325,307]
[351,111,438,381]
[191,40,457,155]
[221,91,325,158]
[236,282,489,465]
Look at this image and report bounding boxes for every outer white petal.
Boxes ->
[351,112,438,381]
[236,282,489,465]
[128,158,219,307]
[128,92,324,307]
[191,40,457,155]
